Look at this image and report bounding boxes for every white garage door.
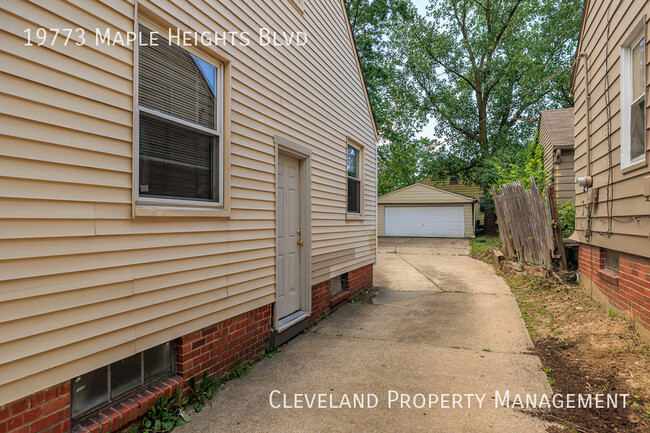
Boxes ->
[385,206,465,238]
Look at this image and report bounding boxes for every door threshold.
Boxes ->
[272,311,310,347]
[277,310,310,332]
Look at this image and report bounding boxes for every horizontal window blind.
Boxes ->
[348,178,360,213]
[138,25,217,130]
[139,115,215,200]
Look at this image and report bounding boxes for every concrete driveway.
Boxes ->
[176,238,553,432]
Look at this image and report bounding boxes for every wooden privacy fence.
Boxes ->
[492,178,555,267]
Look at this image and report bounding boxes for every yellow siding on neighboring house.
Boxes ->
[572,0,650,256]
[419,178,484,224]
[0,0,377,405]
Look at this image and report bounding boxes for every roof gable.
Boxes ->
[378,183,475,204]
[539,108,575,148]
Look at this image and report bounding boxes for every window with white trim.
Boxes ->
[137,25,223,205]
[621,27,647,169]
[347,144,361,214]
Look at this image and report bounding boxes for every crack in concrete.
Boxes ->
[311,332,538,357]
[391,253,514,297]
[396,253,446,292]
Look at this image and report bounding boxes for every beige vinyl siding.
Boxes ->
[419,178,485,224]
[572,0,650,257]
[377,184,474,237]
[540,126,554,175]
[554,149,576,203]
[0,0,377,406]
[540,127,575,204]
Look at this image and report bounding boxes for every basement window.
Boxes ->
[137,24,223,206]
[604,249,620,272]
[71,342,174,421]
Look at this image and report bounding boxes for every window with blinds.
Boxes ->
[347,144,361,213]
[137,25,221,202]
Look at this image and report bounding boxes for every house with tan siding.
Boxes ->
[538,108,575,204]
[572,0,650,342]
[0,1,377,431]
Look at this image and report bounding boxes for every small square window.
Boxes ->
[449,174,459,184]
[604,249,620,272]
[347,144,361,214]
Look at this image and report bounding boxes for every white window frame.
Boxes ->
[346,141,363,216]
[134,22,225,210]
[620,21,647,171]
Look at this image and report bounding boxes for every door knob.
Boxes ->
[297,240,303,246]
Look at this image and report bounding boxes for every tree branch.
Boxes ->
[411,71,479,142]
[451,0,478,73]
[411,30,477,91]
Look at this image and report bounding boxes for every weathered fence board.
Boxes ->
[492,177,555,267]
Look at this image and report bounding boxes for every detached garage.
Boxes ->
[378,183,476,238]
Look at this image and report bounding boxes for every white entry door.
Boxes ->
[385,206,465,238]
[276,154,302,319]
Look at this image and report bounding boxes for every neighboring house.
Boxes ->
[378,183,475,238]
[0,1,377,432]
[538,108,575,204]
[572,0,650,341]
[419,176,486,226]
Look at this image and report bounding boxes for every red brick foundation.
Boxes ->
[579,244,650,341]
[310,264,374,325]
[0,383,70,433]
[310,281,331,324]
[175,305,272,385]
[347,264,374,294]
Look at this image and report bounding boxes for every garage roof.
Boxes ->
[378,183,475,205]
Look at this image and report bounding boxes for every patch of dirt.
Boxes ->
[472,245,650,432]
[535,338,647,432]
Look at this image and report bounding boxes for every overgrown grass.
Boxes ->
[469,236,502,262]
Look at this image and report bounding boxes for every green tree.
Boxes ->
[385,0,582,190]
[346,0,417,143]
[493,130,548,189]
[377,138,432,195]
